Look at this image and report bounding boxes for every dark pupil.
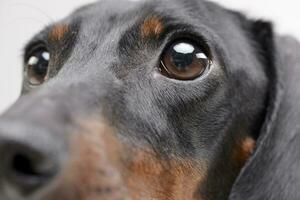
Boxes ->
[29,51,49,76]
[170,43,195,70]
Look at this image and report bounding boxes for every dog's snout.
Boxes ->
[0,122,65,197]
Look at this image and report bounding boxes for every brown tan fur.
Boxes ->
[42,119,126,200]
[42,119,207,200]
[124,148,207,200]
[232,137,256,168]
[48,24,69,41]
[140,16,164,38]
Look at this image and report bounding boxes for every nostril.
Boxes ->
[3,145,59,195]
[11,153,43,178]
[0,121,65,198]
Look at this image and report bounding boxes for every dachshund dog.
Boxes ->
[0,0,299,199]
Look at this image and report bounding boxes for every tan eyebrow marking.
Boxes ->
[140,16,164,38]
[48,24,69,41]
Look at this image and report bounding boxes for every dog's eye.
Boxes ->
[159,41,211,80]
[26,47,50,85]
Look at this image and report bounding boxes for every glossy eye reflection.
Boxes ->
[26,47,50,85]
[160,41,211,80]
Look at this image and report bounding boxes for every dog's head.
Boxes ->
[0,0,274,199]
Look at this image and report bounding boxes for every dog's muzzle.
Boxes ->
[0,80,124,199]
[0,79,205,200]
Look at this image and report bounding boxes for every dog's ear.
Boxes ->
[227,19,277,200]
[249,20,278,139]
[229,17,300,199]
[250,20,274,71]
[248,20,276,140]
[229,10,275,74]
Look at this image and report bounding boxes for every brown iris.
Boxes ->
[160,41,211,80]
[26,47,50,85]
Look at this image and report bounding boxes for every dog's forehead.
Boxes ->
[43,0,200,77]
[70,0,141,22]
[28,0,227,67]
[53,0,219,64]
[70,0,207,19]
[65,0,211,34]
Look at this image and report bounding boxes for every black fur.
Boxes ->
[0,0,299,199]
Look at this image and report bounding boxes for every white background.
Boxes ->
[0,0,299,114]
